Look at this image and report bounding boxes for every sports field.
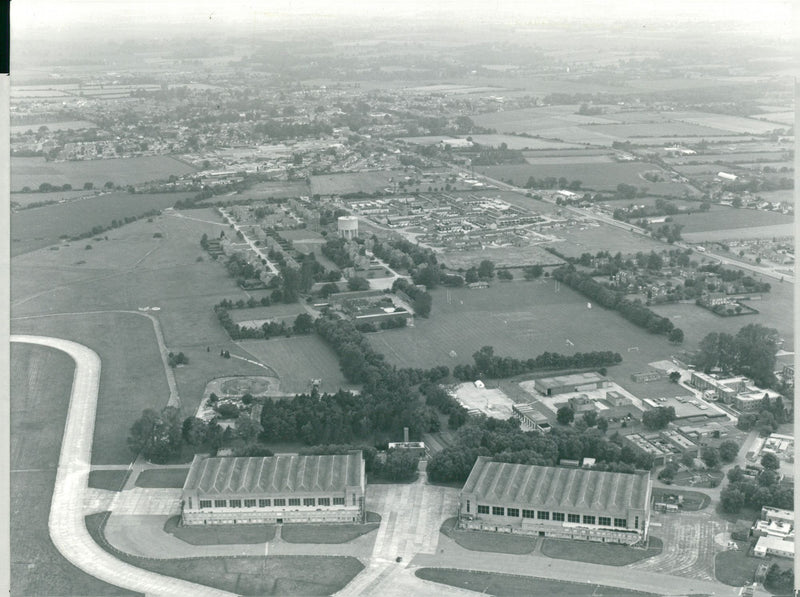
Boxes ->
[548,225,666,257]
[10,343,140,597]
[11,191,197,255]
[11,155,196,191]
[238,336,356,395]
[669,207,793,233]
[310,171,399,196]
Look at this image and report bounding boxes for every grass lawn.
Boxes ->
[10,344,141,597]
[671,470,723,490]
[440,518,538,555]
[415,568,658,596]
[651,488,711,511]
[88,469,131,491]
[715,544,761,586]
[540,536,663,565]
[163,516,276,545]
[88,513,362,596]
[281,522,379,544]
[135,468,190,488]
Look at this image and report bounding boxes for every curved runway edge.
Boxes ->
[11,335,235,597]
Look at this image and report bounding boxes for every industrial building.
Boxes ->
[459,457,651,544]
[181,451,366,525]
[534,372,608,397]
[512,403,551,432]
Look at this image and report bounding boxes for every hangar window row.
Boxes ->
[197,496,346,509]
[476,506,628,527]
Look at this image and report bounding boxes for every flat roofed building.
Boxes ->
[181,450,365,525]
[459,457,651,545]
[534,372,607,396]
[754,534,794,559]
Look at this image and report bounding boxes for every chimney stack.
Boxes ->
[403,427,409,443]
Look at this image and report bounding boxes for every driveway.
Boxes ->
[11,335,235,597]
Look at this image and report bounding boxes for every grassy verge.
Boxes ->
[163,515,275,545]
[10,344,141,597]
[87,512,363,596]
[715,546,759,586]
[651,487,711,511]
[415,568,658,596]
[88,469,132,491]
[135,468,190,488]
[439,517,538,555]
[540,536,662,566]
[281,522,379,544]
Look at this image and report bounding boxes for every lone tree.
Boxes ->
[668,328,684,344]
[642,406,676,430]
[761,452,780,471]
[556,406,575,426]
[718,440,739,463]
[668,371,681,383]
[701,446,720,469]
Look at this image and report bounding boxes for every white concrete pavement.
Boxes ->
[11,335,235,597]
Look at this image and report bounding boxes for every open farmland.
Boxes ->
[11,120,97,134]
[238,336,356,395]
[472,107,620,133]
[225,180,310,201]
[582,122,730,138]
[310,171,398,196]
[672,112,788,134]
[10,191,196,255]
[669,206,793,234]
[11,155,196,191]
[682,224,794,242]
[10,188,95,208]
[367,280,680,385]
[10,343,141,597]
[475,162,693,195]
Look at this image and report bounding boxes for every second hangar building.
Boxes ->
[459,457,651,544]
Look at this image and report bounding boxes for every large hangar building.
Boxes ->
[459,457,651,544]
[181,450,366,525]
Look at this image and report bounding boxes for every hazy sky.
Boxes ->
[11,0,796,33]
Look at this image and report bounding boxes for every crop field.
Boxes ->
[367,280,682,384]
[669,207,793,233]
[635,135,760,146]
[583,122,729,138]
[475,162,689,194]
[548,225,666,257]
[11,155,196,191]
[472,108,620,134]
[11,191,196,255]
[683,224,795,243]
[10,343,141,597]
[11,120,97,134]
[238,336,355,395]
[465,134,586,150]
[10,188,95,207]
[310,171,398,196]
[756,189,795,205]
[673,112,786,134]
[524,154,614,165]
[668,152,790,165]
[754,110,795,125]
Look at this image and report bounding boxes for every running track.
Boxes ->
[11,335,235,597]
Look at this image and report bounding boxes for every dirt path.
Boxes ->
[11,334,234,597]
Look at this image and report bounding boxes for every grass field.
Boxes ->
[10,344,141,597]
[440,518,537,554]
[11,191,197,255]
[135,468,190,488]
[310,171,399,196]
[549,225,667,257]
[415,569,657,596]
[11,312,170,465]
[651,488,711,510]
[540,536,663,565]
[584,122,730,138]
[439,244,563,269]
[10,188,95,207]
[238,336,355,395]
[673,113,786,134]
[88,513,362,596]
[281,522,379,543]
[11,155,196,191]
[476,161,690,195]
[164,516,276,545]
[230,304,308,325]
[715,545,763,586]
[88,470,132,491]
[368,279,680,385]
[669,206,793,234]
[682,224,794,242]
[472,107,620,134]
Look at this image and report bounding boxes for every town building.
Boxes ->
[512,403,551,432]
[753,506,794,559]
[534,372,607,397]
[458,457,651,544]
[181,451,366,525]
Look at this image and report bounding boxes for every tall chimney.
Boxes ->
[403,427,409,443]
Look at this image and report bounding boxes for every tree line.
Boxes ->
[552,266,683,340]
[452,345,622,381]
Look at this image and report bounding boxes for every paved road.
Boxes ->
[11,335,234,597]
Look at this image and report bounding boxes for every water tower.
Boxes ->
[337,216,359,239]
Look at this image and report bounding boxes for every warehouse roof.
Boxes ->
[462,457,650,512]
[535,372,606,388]
[183,451,363,496]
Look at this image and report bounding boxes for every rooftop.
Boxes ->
[183,451,363,496]
[462,457,650,512]
[536,372,606,388]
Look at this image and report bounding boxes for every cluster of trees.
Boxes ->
[648,222,684,244]
[371,236,438,278]
[214,305,314,341]
[419,382,469,430]
[736,401,787,435]
[355,316,408,333]
[552,267,682,340]
[764,563,794,594]
[452,345,621,381]
[524,176,583,191]
[167,352,188,368]
[469,145,526,166]
[321,237,356,269]
[696,263,771,293]
[392,278,432,317]
[641,407,676,430]
[720,453,793,513]
[427,417,654,484]
[694,324,780,387]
